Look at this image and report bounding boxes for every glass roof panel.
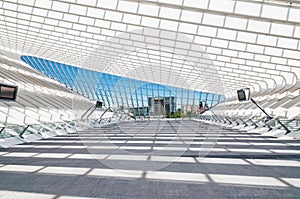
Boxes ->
[21,55,225,117]
[235,1,261,16]
[271,23,294,36]
[183,0,209,9]
[247,20,270,34]
[261,4,288,20]
[289,8,300,22]
[0,0,298,97]
[209,0,235,13]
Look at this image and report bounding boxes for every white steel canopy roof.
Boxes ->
[0,0,299,98]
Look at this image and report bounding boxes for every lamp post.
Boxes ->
[237,88,290,134]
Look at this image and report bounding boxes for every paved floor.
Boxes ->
[1,120,300,198]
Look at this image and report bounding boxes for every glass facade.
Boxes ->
[21,55,225,119]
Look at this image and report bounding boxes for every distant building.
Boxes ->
[148,97,176,116]
[129,107,149,117]
[181,104,199,113]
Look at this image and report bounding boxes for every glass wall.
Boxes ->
[21,55,225,119]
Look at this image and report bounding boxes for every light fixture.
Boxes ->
[0,83,18,101]
[237,88,290,134]
[237,88,250,102]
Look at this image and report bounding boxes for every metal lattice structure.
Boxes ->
[21,55,224,119]
[0,0,299,100]
[0,55,93,126]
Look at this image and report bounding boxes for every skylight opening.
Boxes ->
[3,2,17,10]
[289,8,300,22]
[179,23,198,34]
[217,29,237,40]
[181,10,202,23]
[32,8,48,17]
[138,4,159,17]
[223,49,238,57]
[277,38,298,49]
[194,36,211,45]
[261,4,288,20]
[247,44,264,54]
[283,49,300,59]
[73,24,86,32]
[225,16,247,30]
[59,21,72,29]
[123,13,141,25]
[117,1,138,13]
[197,25,217,37]
[95,19,111,29]
[183,0,209,9]
[77,0,96,7]
[237,32,257,43]
[69,4,87,15]
[87,7,104,19]
[229,41,246,51]
[52,1,70,13]
[247,20,270,34]
[160,30,177,40]
[160,20,178,31]
[63,14,79,23]
[265,47,282,57]
[18,5,33,14]
[235,1,261,16]
[212,38,228,48]
[202,13,224,26]
[294,26,300,38]
[45,18,58,26]
[48,11,63,20]
[97,0,118,10]
[104,10,123,22]
[271,57,286,65]
[255,54,270,62]
[209,0,235,13]
[257,35,277,46]
[159,7,181,20]
[111,22,127,32]
[271,23,294,36]
[4,11,17,18]
[141,16,159,28]
[17,13,31,21]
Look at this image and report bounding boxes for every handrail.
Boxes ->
[198,112,299,136]
[0,127,4,134]
[19,125,30,138]
[0,119,82,139]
